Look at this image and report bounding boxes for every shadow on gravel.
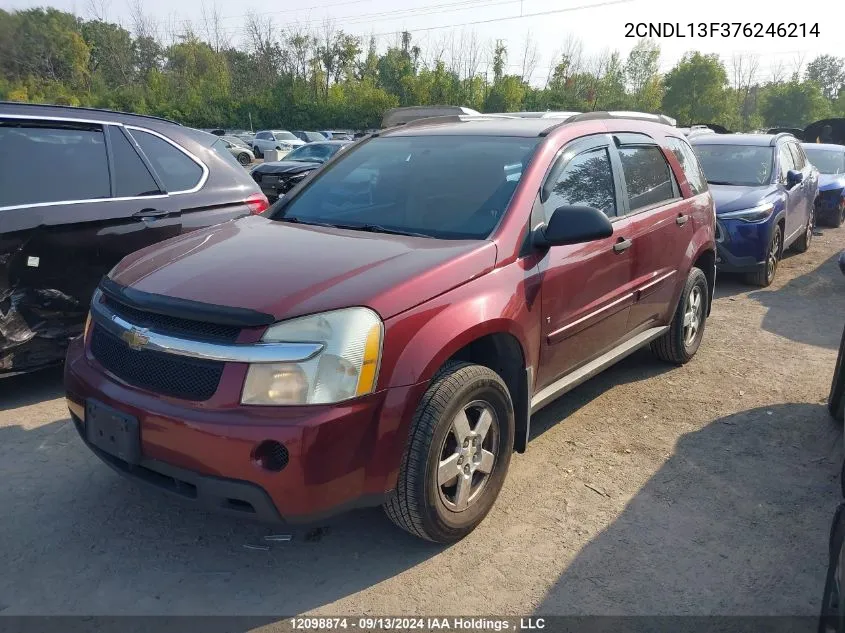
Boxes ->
[534,403,841,616]
[529,348,674,443]
[0,365,65,409]
[749,252,845,350]
[0,418,442,617]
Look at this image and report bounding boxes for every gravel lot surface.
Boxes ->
[2,226,844,618]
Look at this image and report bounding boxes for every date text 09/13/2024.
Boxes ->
[289,617,547,631]
[625,22,820,38]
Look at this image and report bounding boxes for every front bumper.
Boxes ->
[64,336,428,524]
[714,216,771,274]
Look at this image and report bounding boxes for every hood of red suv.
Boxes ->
[108,215,497,321]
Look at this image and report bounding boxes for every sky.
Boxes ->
[3,0,842,84]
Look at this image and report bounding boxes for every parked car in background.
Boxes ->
[691,133,819,286]
[250,140,351,201]
[252,130,305,158]
[221,134,249,148]
[292,131,327,143]
[803,143,845,227]
[0,102,269,377]
[65,111,715,542]
[235,132,255,145]
[217,136,256,166]
[321,130,354,141]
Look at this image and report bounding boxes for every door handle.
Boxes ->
[132,208,169,219]
[676,214,689,226]
[613,238,632,253]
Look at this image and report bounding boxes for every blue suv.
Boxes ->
[691,133,819,286]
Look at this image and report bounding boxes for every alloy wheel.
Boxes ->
[766,227,781,284]
[807,208,815,246]
[683,285,703,347]
[437,400,499,512]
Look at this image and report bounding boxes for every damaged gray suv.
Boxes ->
[0,102,269,376]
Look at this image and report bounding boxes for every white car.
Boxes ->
[252,130,305,158]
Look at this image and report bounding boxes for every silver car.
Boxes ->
[218,137,255,166]
[252,130,305,158]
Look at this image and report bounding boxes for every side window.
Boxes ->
[129,129,203,192]
[108,127,161,197]
[778,143,795,181]
[543,147,617,220]
[618,145,677,212]
[0,122,110,207]
[257,132,269,140]
[666,137,708,195]
[788,142,806,170]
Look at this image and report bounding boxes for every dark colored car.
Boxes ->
[691,133,819,286]
[292,131,327,143]
[803,143,845,227]
[0,102,269,377]
[250,141,351,201]
[65,112,716,542]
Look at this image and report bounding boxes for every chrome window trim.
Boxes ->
[0,114,208,212]
[91,293,323,364]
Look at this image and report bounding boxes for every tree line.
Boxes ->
[1,6,844,131]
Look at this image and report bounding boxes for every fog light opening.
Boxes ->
[254,440,289,472]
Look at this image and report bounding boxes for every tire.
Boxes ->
[237,152,251,166]
[384,361,515,543]
[831,207,844,229]
[793,206,814,253]
[828,322,845,424]
[819,503,845,633]
[651,267,708,365]
[746,223,782,287]
[252,145,263,159]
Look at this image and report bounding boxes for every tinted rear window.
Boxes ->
[694,144,773,187]
[277,136,540,239]
[618,145,676,211]
[129,129,203,192]
[0,124,110,207]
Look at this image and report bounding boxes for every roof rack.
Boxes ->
[567,111,677,127]
[491,111,581,120]
[398,113,520,129]
[380,106,481,128]
[0,101,182,125]
[769,132,795,145]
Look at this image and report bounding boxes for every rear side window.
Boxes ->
[618,145,677,212]
[543,148,617,220]
[788,142,806,169]
[666,137,708,195]
[108,127,161,197]
[0,123,110,207]
[129,129,203,192]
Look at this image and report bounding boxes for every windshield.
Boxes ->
[285,143,338,162]
[275,131,298,141]
[804,148,845,175]
[275,135,539,239]
[694,144,773,186]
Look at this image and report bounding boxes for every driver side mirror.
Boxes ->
[533,205,614,249]
[786,169,803,188]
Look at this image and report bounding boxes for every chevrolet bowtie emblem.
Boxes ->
[121,327,150,351]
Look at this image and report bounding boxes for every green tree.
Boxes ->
[760,80,831,128]
[625,39,662,111]
[805,54,844,101]
[663,52,729,125]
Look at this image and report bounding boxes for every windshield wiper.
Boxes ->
[331,223,433,238]
[707,180,739,186]
[278,216,341,229]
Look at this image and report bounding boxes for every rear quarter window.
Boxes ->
[666,136,708,195]
[128,129,204,192]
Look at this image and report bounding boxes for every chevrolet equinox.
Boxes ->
[65,112,717,542]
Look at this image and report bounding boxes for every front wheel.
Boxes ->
[651,267,708,364]
[237,152,252,166]
[384,361,514,543]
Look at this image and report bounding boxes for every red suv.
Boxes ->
[65,112,716,542]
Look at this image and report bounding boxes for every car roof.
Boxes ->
[802,142,845,151]
[690,133,784,146]
[380,117,562,138]
[305,140,352,146]
[0,101,181,127]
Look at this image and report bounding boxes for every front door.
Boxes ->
[535,135,637,391]
[777,142,804,241]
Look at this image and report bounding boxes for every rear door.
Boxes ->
[613,134,693,331]
[536,134,637,390]
[0,117,175,372]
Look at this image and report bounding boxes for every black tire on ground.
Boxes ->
[651,267,709,365]
[831,207,845,229]
[384,361,515,543]
[746,223,782,287]
[819,503,845,633]
[828,322,845,424]
[252,146,263,159]
[793,206,814,253]
[237,152,251,166]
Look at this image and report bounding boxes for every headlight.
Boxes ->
[241,307,383,406]
[719,202,774,223]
